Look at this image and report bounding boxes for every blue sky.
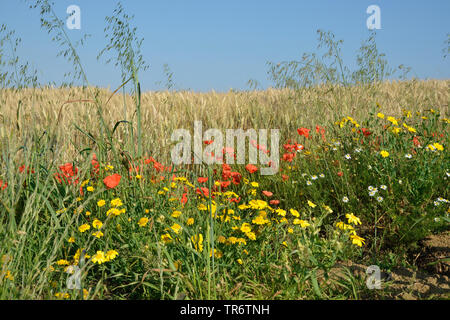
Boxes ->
[1,0,449,91]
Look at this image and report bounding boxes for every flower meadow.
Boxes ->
[0,97,448,299]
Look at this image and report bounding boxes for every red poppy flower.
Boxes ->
[282,174,289,181]
[231,171,241,185]
[245,164,258,174]
[413,136,421,147]
[297,127,310,138]
[204,140,213,145]
[269,199,280,206]
[103,174,121,189]
[262,190,273,197]
[196,187,210,198]
[220,180,231,189]
[198,177,208,183]
[181,192,188,205]
[0,180,7,190]
[282,153,295,162]
[337,171,343,177]
[361,128,372,137]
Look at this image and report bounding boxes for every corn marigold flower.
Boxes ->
[293,219,310,228]
[240,223,252,233]
[105,250,118,261]
[161,233,173,244]
[110,198,123,207]
[290,209,300,217]
[170,223,182,234]
[97,199,106,207]
[78,224,90,233]
[138,217,149,227]
[56,259,70,266]
[91,251,107,264]
[92,231,104,239]
[346,213,361,225]
[380,150,389,158]
[92,219,103,229]
[350,234,365,247]
[245,231,256,240]
[191,234,203,252]
[307,200,316,208]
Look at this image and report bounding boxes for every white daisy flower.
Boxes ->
[342,196,349,203]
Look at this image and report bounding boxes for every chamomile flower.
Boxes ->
[345,154,351,160]
[376,196,383,202]
[405,154,412,159]
[306,181,312,186]
[342,196,349,203]
[380,185,387,190]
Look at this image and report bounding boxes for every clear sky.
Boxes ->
[1,0,449,92]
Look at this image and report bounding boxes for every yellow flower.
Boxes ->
[110,198,123,207]
[161,233,173,244]
[187,218,194,225]
[78,224,90,233]
[92,231,104,239]
[380,150,389,158]
[97,199,106,207]
[293,219,310,228]
[170,223,182,234]
[85,211,91,216]
[387,116,399,126]
[252,215,269,225]
[250,182,259,188]
[138,217,149,227]
[217,235,227,244]
[105,250,118,261]
[171,210,182,218]
[377,113,385,119]
[68,237,75,243]
[245,231,256,240]
[191,234,203,252]
[350,234,365,247]
[391,127,401,134]
[307,200,316,208]
[433,142,444,151]
[240,223,252,233]
[86,186,94,192]
[282,241,288,248]
[106,208,122,216]
[136,175,142,179]
[55,292,70,299]
[237,259,243,265]
[91,251,106,264]
[346,213,362,225]
[56,259,70,266]
[92,219,103,229]
[290,209,300,218]
[276,209,286,217]
[287,228,293,233]
[336,221,355,232]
